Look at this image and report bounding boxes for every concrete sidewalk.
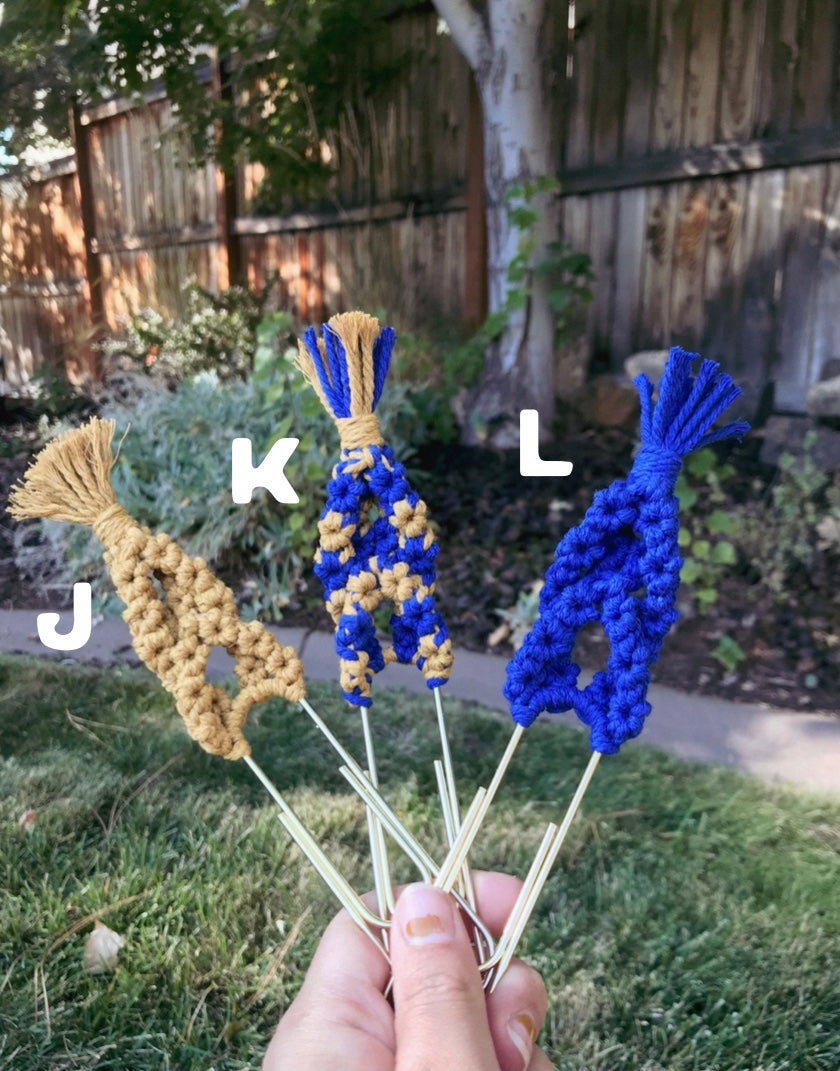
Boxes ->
[1,607,838,797]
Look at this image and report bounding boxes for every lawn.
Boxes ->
[1,652,839,1070]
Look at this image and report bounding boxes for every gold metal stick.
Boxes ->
[435,724,525,891]
[359,706,395,919]
[485,750,602,990]
[340,763,497,956]
[298,697,436,876]
[480,821,557,991]
[340,762,461,879]
[435,760,492,965]
[434,760,456,847]
[433,686,478,910]
[243,755,390,960]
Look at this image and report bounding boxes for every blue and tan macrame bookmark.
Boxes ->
[296,311,476,929]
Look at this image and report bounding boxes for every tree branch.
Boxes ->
[431,0,488,73]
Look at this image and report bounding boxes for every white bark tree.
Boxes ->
[433,0,560,445]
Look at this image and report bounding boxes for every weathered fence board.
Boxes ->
[2,0,840,414]
[561,159,840,411]
[0,165,93,384]
[238,206,466,330]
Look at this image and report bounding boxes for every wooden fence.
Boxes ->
[0,161,92,386]
[2,0,839,413]
[556,0,840,411]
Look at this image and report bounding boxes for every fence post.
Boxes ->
[71,103,106,377]
[216,53,243,288]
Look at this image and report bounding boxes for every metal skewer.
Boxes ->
[435,724,525,892]
[433,686,478,909]
[359,705,395,922]
[243,754,390,960]
[341,764,496,959]
[299,697,438,875]
[484,750,602,990]
[300,696,495,951]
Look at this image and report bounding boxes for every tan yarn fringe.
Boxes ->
[8,417,305,760]
[8,418,119,526]
[295,311,385,449]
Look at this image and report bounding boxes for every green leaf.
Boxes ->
[680,559,701,583]
[711,540,736,565]
[678,487,698,510]
[686,448,716,478]
[533,174,560,194]
[707,509,735,534]
[508,206,539,230]
[711,635,746,671]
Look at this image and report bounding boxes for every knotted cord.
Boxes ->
[296,311,453,706]
[505,347,750,752]
[7,418,305,760]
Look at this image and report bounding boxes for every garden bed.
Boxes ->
[1,413,837,714]
[414,432,839,715]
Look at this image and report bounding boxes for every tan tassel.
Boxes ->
[7,418,305,760]
[8,418,120,527]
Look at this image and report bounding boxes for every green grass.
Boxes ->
[1,652,839,1070]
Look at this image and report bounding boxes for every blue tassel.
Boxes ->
[504,347,749,754]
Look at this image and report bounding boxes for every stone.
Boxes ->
[758,414,840,471]
[624,349,670,384]
[574,374,639,429]
[806,375,840,419]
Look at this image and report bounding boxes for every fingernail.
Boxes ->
[507,1011,537,1070]
[398,884,454,945]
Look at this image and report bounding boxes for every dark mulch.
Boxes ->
[411,433,838,715]
[1,414,837,715]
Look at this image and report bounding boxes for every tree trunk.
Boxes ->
[434,0,560,446]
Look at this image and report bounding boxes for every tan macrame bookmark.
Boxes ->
[7,417,305,760]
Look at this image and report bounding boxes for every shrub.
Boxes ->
[14,338,419,622]
[732,432,840,597]
[674,447,738,613]
[99,279,287,384]
[385,328,474,449]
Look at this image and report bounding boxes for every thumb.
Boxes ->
[390,883,500,1071]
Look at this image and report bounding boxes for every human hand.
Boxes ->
[263,872,555,1070]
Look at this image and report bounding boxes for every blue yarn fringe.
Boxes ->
[301,323,396,419]
[504,347,749,754]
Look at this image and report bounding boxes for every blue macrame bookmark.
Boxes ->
[504,347,749,753]
[460,348,752,986]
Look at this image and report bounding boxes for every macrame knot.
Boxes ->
[337,413,384,450]
[7,416,306,761]
[629,445,683,488]
[504,347,749,754]
[297,311,453,705]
